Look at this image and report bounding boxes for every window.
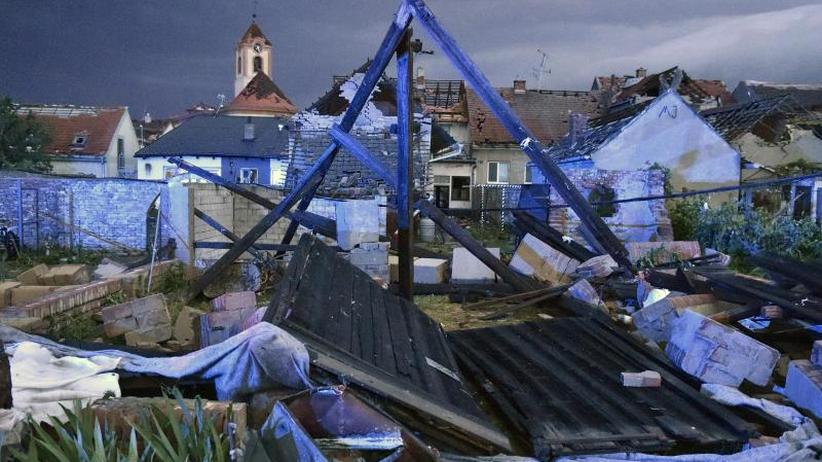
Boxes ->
[240,168,258,184]
[117,138,125,173]
[72,133,87,146]
[451,176,470,201]
[487,161,509,184]
[433,175,450,185]
[253,56,262,73]
[524,163,533,184]
[144,163,152,175]
[237,56,242,74]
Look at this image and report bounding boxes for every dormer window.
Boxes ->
[72,133,88,147]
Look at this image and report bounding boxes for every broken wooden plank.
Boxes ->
[512,210,597,263]
[478,285,571,321]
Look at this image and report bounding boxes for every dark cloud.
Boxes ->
[1,0,819,117]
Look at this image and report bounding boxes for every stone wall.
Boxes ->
[549,167,673,244]
[0,174,168,251]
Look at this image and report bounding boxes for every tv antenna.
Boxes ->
[531,49,551,90]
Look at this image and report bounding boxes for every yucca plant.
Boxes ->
[129,388,230,462]
[9,401,144,462]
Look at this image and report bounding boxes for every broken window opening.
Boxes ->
[487,161,509,184]
[253,56,262,73]
[240,168,258,184]
[589,185,616,217]
[451,176,470,201]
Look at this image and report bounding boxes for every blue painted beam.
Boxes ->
[329,125,398,189]
[186,7,414,298]
[396,29,415,300]
[407,0,632,271]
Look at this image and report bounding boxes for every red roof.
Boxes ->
[593,75,629,93]
[239,22,271,46]
[17,106,125,157]
[226,72,297,116]
[465,87,603,145]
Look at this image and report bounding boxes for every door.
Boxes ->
[434,186,450,209]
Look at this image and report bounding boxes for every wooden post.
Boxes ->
[396,28,415,300]
[16,180,23,248]
[407,0,632,272]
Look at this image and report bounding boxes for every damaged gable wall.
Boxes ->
[591,91,740,205]
[549,164,673,243]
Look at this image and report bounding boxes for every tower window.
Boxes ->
[237,56,242,74]
[253,56,262,73]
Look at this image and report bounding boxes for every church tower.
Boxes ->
[234,20,273,97]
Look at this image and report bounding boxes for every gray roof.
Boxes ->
[546,102,645,162]
[135,115,291,158]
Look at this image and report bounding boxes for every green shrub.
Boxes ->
[668,196,703,241]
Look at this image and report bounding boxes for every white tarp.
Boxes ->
[1,322,310,401]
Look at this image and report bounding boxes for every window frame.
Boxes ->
[450,175,471,202]
[487,161,510,184]
[239,168,259,184]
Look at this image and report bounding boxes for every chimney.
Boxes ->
[243,117,255,141]
[415,65,426,90]
[567,112,588,147]
[636,67,648,78]
[513,79,527,94]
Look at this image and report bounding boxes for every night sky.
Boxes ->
[2,0,820,118]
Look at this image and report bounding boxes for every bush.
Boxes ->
[669,196,703,241]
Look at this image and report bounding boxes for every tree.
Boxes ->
[0,96,51,172]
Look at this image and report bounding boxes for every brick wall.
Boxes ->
[0,174,168,251]
[548,167,673,244]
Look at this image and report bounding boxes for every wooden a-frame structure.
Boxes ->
[175,0,632,300]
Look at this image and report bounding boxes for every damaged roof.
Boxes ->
[700,96,803,142]
[264,235,508,453]
[226,72,298,116]
[134,115,291,158]
[449,317,753,458]
[16,105,126,157]
[613,67,735,107]
[733,80,822,111]
[466,87,603,146]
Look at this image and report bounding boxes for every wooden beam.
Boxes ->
[194,242,296,252]
[415,199,536,292]
[396,28,415,300]
[407,0,632,272]
[193,207,262,259]
[329,126,397,189]
[512,210,597,262]
[185,8,414,298]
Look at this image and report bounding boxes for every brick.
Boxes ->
[785,360,822,419]
[621,370,662,387]
[10,286,59,306]
[16,264,48,285]
[509,233,579,283]
[666,310,779,387]
[15,279,122,320]
[39,264,90,286]
[414,258,448,284]
[102,294,170,338]
[174,307,205,343]
[451,247,499,283]
[124,324,172,345]
[0,281,22,308]
[634,295,735,343]
[211,291,257,312]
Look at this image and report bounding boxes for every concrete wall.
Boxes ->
[48,157,108,178]
[590,91,740,205]
[0,174,167,251]
[173,182,387,265]
[103,109,141,177]
[548,165,673,244]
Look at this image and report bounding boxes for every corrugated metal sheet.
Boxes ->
[449,318,753,459]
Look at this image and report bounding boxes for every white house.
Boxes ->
[16,105,140,178]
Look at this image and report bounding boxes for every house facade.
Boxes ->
[135,115,290,186]
[540,90,741,206]
[16,105,140,178]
